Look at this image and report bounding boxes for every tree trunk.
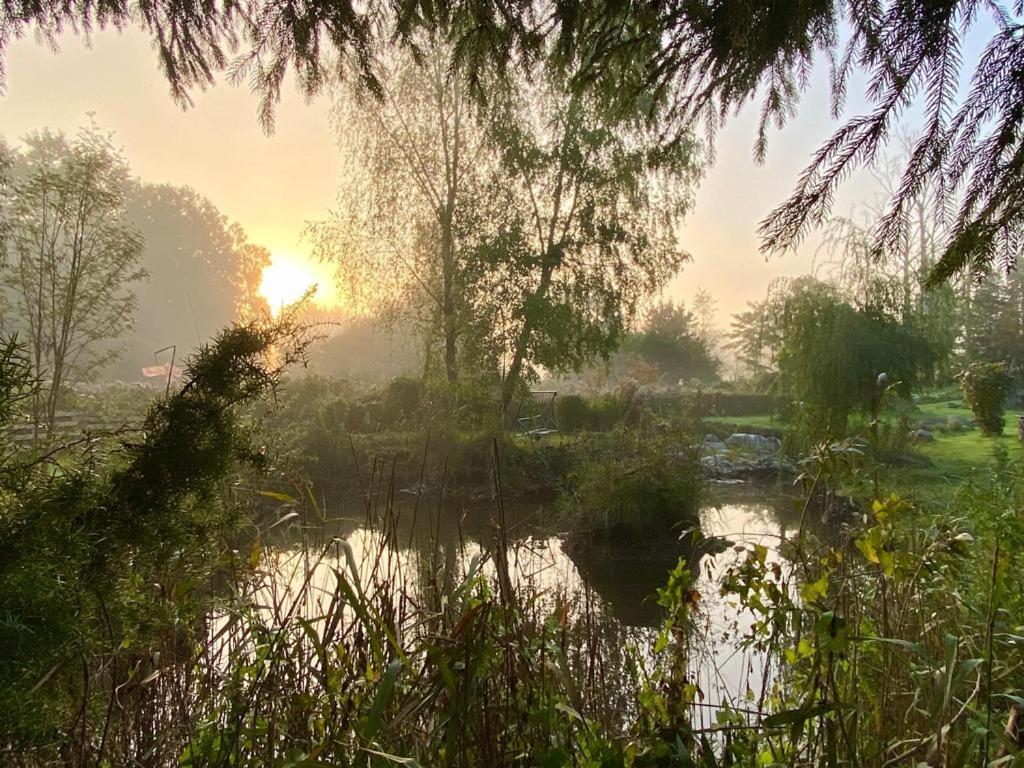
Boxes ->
[440,210,458,383]
[439,176,459,382]
[500,258,556,415]
[501,338,529,416]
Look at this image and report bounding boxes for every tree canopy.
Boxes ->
[3,1,1022,282]
[309,38,488,383]
[115,183,270,379]
[619,301,721,386]
[467,68,700,407]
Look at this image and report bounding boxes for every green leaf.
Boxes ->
[266,511,299,531]
[555,702,584,722]
[361,659,402,741]
[257,490,296,503]
[359,746,421,766]
[996,693,1024,708]
[853,636,926,658]
[539,747,570,768]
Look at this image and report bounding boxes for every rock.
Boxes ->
[910,428,935,443]
[945,414,973,431]
[699,451,790,479]
[724,433,782,454]
[702,434,728,454]
[700,455,724,470]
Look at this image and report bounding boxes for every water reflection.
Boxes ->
[258,481,800,719]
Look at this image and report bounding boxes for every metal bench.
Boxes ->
[510,390,559,439]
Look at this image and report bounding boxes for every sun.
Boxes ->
[258,253,340,316]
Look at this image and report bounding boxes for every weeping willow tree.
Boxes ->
[776,283,936,435]
[815,136,960,382]
[308,37,493,383]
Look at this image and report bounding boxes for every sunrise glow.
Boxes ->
[258,253,340,316]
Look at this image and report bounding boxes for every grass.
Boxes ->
[882,399,1024,495]
[888,424,1024,501]
[702,414,781,430]
[559,436,703,543]
[910,399,1012,424]
[701,395,1024,499]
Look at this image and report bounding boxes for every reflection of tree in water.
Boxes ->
[567,545,699,627]
[261,484,800,731]
[545,581,656,731]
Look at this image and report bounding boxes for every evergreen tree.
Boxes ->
[617,300,721,386]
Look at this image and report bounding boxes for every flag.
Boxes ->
[141,364,184,379]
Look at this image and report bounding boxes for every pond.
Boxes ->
[257,480,803,730]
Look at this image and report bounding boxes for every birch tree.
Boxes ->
[471,72,701,411]
[310,38,490,382]
[2,126,144,432]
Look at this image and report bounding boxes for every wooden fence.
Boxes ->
[702,393,774,417]
[5,410,136,445]
[647,391,775,419]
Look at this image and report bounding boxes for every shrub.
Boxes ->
[561,438,702,542]
[959,361,1013,435]
[549,392,628,432]
[556,394,591,432]
[588,393,624,430]
[424,376,501,430]
[0,320,304,746]
[382,375,424,425]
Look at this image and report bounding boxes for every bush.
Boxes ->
[549,392,629,432]
[424,376,501,430]
[959,361,1013,435]
[0,321,301,746]
[381,376,424,426]
[588,393,624,430]
[556,394,591,432]
[561,437,702,542]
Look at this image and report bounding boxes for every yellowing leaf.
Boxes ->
[801,574,829,603]
[855,536,879,564]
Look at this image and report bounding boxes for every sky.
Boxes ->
[0,26,889,329]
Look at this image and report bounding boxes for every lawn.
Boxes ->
[702,395,1024,498]
[902,399,1024,480]
[895,417,1024,496]
[702,413,783,431]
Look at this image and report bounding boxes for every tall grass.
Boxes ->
[6,435,1024,767]
[559,432,704,545]
[5,445,674,766]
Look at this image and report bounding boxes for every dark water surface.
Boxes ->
[258,481,802,725]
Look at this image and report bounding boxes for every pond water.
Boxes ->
[258,481,803,728]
